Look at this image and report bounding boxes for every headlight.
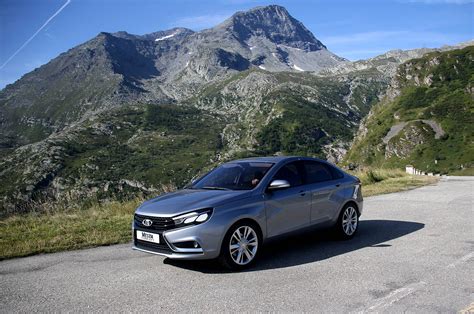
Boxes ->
[172,208,213,226]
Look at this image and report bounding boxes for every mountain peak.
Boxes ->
[216,5,325,51]
[243,4,289,15]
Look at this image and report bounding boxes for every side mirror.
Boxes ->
[267,179,291,190]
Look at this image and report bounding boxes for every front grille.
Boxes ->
[134,229,173,254]
[134,214,176,231]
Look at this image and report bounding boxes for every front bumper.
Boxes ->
[132,245,211,260]
[132,221,223,260]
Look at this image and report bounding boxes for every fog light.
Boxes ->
[173,241,201,249]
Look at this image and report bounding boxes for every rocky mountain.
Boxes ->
[325,40,474,78]
[0,5,344,151]
[344,46,474,174]
[0,4,471,214]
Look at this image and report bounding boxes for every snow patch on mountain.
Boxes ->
[292,64,304,71]
[155,32,177,42]
[280,44,303,51]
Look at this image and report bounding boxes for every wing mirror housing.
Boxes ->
[267,179,291,191]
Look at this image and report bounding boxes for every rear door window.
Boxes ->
[327,164,344,179]
[303,161,334,184]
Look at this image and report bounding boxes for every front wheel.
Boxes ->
[219,222,260,270]
[336,204,359,239]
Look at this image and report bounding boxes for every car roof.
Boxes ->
[229,156,328,164]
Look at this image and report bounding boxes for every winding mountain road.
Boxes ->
[1,177,473,312]
[382,119,445,144]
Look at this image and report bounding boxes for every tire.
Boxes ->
[335,203,359,240]
[219,221,261,270]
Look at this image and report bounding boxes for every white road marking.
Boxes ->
[447,252,474,269]
[365,281,426,312]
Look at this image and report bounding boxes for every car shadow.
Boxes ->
[163,219,424,273]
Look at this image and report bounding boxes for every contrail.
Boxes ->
[0,0,72,70]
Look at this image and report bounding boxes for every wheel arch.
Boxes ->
[339,200,361,217]
[218,217,264,255]
[228,218,263,240]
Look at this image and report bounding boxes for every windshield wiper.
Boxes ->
[201,186,231,191]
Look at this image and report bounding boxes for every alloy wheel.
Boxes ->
[229,226,258,265]
[342,206,358,236]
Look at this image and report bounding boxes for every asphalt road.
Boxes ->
[1,177,473,312]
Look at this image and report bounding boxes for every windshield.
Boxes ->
[191,162,274,191]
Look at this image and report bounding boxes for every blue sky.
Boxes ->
[0,0,473,89]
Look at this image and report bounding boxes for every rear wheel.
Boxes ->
[336,204,359,239]
[219,222,260,270]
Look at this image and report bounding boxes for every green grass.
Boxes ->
[0,168,438,260]
[0,199,140,260]
[350,168,438,196]
[449,167,474,176]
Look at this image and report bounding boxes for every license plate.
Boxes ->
[136,230,160,244]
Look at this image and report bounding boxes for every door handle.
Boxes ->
[335,184,340,187]
[299,190,306,196]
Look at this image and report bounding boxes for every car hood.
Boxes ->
[136,189,252,217]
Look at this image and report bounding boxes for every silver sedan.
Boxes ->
[133,156,363,270]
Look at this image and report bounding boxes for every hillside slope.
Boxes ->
[0,4,471,213]
[0,68,387,214]
[344,46,474,174]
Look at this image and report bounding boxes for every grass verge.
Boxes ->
[350,168,439,197]
[0,199,140,260]
[0,169,438,260]
[449,167,474,176]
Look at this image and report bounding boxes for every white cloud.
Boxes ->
[44,32,56,40]
[172,13,231,30]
